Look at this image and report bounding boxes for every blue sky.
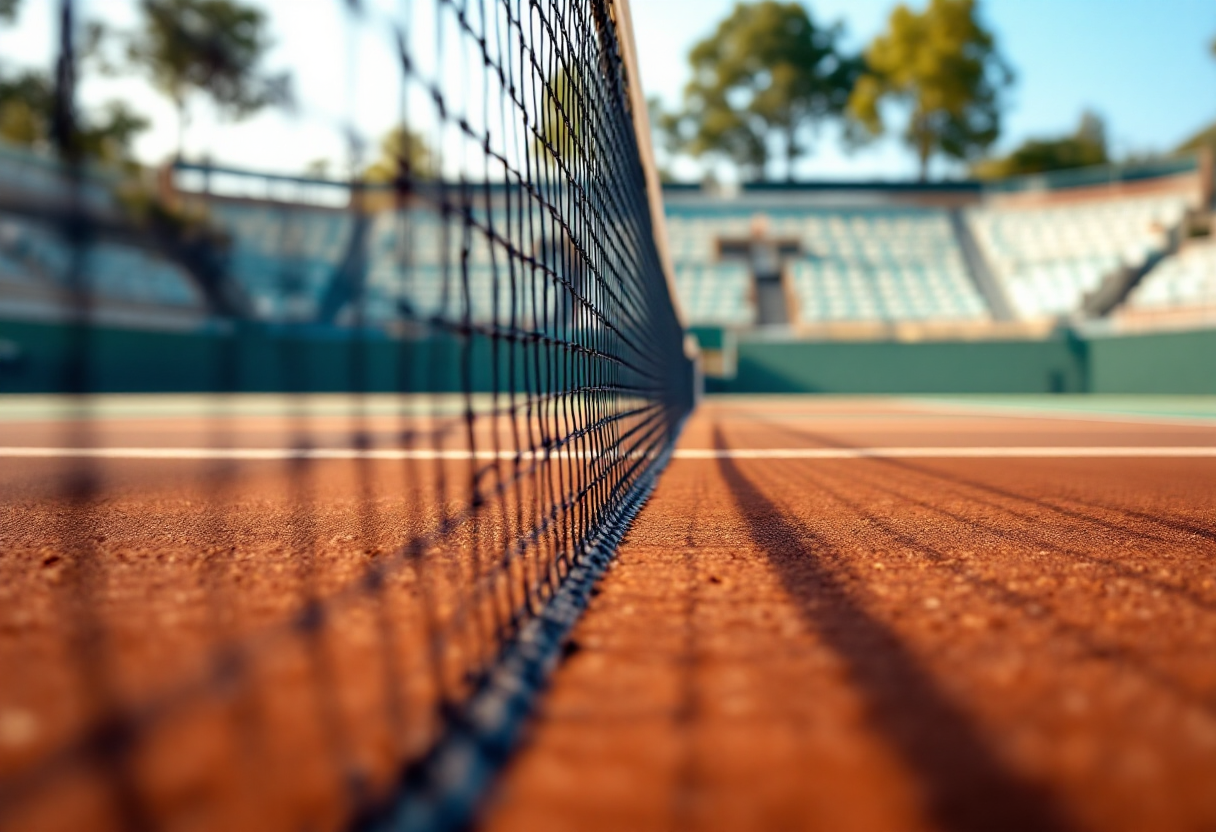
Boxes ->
[636,0,1216,179]
[1,0,1213,180]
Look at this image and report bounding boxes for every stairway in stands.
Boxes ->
[755,275,789,326]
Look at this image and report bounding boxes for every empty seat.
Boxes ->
[966,195,1187,318]
[1125,240,1216,311]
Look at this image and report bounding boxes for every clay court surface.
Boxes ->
[3,395,1216,831]
[487,397,1216,832]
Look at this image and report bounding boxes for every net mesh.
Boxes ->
[0,0,691,829]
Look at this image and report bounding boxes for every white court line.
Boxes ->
[900,400,1216,429]
[674,447,1216,459]
[3,446,1216,461]
[0,447,574,461]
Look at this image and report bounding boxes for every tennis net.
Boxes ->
[0,0,692,830]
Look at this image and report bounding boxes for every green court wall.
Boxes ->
[0,320,527,394]
[1087,328,1216,394]
[704,327,1215,395]
[707,336,1088,394]
[3,319,1213,396]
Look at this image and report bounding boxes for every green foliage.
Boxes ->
[973,110,1108,179]
[0,69,148,162]
[1174,40,1216,155]
[535,65,591,170]
[663,1,859,180]
[848,0,1012,179]
[303,158,331,179]
[0,71,49,147]
[1176,121,1216,155]
[364,125,435,183]
[127,0,292,152]
[77,102,151,162]
[0,10,148,163]
[0,6,149,163]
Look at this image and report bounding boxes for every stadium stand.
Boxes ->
[664,203,988,327]
[2,139,1209,334]
[1124,238,1216,314]
[202,198,566,327]
[0,142,116,214]
[362,208,556,327]
[0,142,207,320]
[966,194,1189,319]
[666,213,758,326]
[0,216,201,309]
[789,211,987,323]
[197,183,1201,332]
[672,262,755,326]
[206,201,354,321]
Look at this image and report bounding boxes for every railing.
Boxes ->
[983,155,1200,195]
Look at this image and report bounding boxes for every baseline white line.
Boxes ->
[3,446,1216,461]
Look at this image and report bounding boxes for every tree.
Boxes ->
[534,65,590,171]
[972,110,1108,179]
[76,101,151,162]
[363,125,434,183]
[848,0,1012,180]
[0,69,148,162]
[126,0,292,157]
[1176,122,1216,155]
[662,1,860,180]
[1,5,147,162]
[303,158,331,179]
[0,71,49,147]
[1175,37,1216,154]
